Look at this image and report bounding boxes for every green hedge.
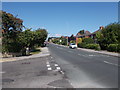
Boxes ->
[107,44,119,52]
[85,44,101,50]
[82,38,94,44]
[77,43,86,48]
[78,43,101,50]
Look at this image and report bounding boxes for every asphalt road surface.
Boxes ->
[48,43,118,88]
[2,56,72,88]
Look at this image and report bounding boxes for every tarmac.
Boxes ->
[56,43,120,57]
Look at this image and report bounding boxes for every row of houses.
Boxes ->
[54,26,104,45]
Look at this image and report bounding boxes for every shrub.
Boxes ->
[85,44,101,50]
[82,38,94,44]
[107,44,119,52]
[77,43,86,48]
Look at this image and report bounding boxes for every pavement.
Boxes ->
[0,47,50,63]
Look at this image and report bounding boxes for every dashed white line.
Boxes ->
[0,72,5,74]
[104,61,118,66]
[56,67,61,71]
[54,64,58,67]
[89,55,95,56]
[47,64,50,67]
[60,71,64,74]
[48,67,52,70]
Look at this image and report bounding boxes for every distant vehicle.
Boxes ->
[69,43,77,49]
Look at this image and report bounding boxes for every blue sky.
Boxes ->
[2,2,118,37]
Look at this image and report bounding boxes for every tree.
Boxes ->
[77,38,82,43]
[82,38,94,44]
[96,22,119,50]
[34,28,48,46]
[18,28,48,55]
[2,11,23,54]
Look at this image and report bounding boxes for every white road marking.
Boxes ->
[47,64,50,67]
[0,72,5,74]
[51,57,53,59]
[54,64,58,67]
[60,71,64,74]
[89,55,95,56]
[104,61,118,66]
[48,67,52,70]
[56,67,61,70]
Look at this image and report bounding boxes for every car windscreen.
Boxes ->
[71,43,75,45]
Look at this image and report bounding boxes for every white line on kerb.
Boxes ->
[104,61,118,66]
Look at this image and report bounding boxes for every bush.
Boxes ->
[82,38,94,44]
[107,44,119,52]
[77,43,86,48]
[85,44,101,50]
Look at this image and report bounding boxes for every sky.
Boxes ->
[2,2,118,37]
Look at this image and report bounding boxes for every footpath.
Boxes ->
[56,43,120,57]
[77,48,120,57]
[0,47,50,63]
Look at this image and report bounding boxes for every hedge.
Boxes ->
[107,44,119,52]
[85,44,101,50]
[78,43,101,50]
[77,43,86,48]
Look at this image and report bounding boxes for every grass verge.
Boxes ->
[30,48,41,55]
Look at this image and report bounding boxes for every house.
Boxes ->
[75,26,104,44]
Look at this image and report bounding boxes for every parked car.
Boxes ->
[69,43,77,49]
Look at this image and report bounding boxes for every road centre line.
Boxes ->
[68,51,72,53]
[104,61,118,66]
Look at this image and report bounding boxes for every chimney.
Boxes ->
[99,26,104,30]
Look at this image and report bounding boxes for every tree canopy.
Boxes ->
[2,11,48,55]
[96,22,120,50]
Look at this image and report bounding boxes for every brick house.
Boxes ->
[76,26,104,44]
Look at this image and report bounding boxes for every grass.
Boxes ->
[30,48,41,55]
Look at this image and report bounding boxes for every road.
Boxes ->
[2,56,72,88]
[48,43,118,88]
